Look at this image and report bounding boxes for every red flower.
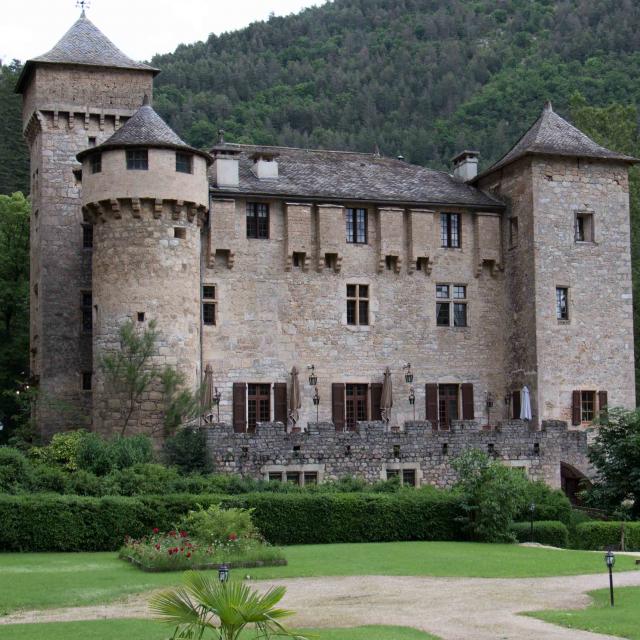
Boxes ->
[228,533,238,541]
[169,530,177,537]
[153,527,159,534]
[168,549,173,555]
[155,544,160,550]
[186,552,191,558]
[180,530,188,538]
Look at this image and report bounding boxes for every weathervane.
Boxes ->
[76,0,90,12]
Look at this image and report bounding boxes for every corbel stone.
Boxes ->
[172,200,184,220]
[153,199,163,219]
[68,112,75,130]
[131,198,141,218]
[99,113,105,131]
[114,115,120,130]
[53,111,59,129]
[109,198,121,219]
[186,204,196,222]
[84,112,90,130]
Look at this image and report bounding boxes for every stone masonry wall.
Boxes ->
[204,419,590,489]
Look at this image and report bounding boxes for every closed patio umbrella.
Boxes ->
[520,385,532,421]
[381,366,393,423]
[288,366,301,427]
[202,364,214,421]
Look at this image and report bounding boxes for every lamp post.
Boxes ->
[313,386,320,424]
[212,387,221,423]
[605,549,615,607]
[408,387,416,420]
[218,563,229,583]
[403,363,413,384]
[529,502,536,542]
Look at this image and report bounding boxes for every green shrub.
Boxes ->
[75,433,113,476]
[0,491,466,551]
[29,431,89,471]
[109,435,154,469]
[102,463,180,496]
[179,503,257,544]
[30,464,69,493]
[516,481,573,525]
[66,470,104,497]
[574,521,640,551]
[163,428,212,474]
[0,447,32,493]
[510,520,570,547]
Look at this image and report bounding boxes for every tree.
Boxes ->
[586,409,640,519]
[452,449,529,542]
[150,572,307,640]
[0,192,29,443]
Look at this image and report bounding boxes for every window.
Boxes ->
[126,149,148,170]
[81,371,92,391]
[90,152,101,174]
[88,136,96,147]
[580,391,595,422]
[436,284,467,327]
[385,255,398,271]
[438,384,459,429]
[509,217,518,248]
[247,383,270,430]
[324,253,338,270]
[346,208,367,244]
[386,468,400,480]
[174,227,186,239]
[403,469,417,487]
[346,284,369,326]
[81,291,92,334]
[440,212,461,248]
[176,152,193,174]
[345,383,368,430]
[202,285,216,326]
[137,312,145,322]
[556,287,569,321]
[575,212,594,242]
[303,472,318,485]
[292,252,305,268]
[82,224,93,249]
[246,202,269,239]
[286,471,301,485]
[268,472,282,482]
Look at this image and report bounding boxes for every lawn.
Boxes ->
[529,586,640,639]
[0,621,438,640]
[1,542,637,614]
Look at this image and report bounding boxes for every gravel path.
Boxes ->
[3,570,640,639]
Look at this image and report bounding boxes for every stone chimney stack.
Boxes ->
[211,130,241,188]
[250,151,279,179]
[452,150,480,182]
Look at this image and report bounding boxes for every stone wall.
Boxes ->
[204,419,590,489]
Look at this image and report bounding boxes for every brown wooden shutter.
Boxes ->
[461,383,474,420]
[571,390,581,426]
[371,383,383,421]
[598,390,608,416]
[232,383,246,432]
[512,390,521,420]
[425,384,438,425]
[332,383,345,431]
[274,382,288,424]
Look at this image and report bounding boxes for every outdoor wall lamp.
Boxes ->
[408,387,416,420]
[312,386,320,424]
[307,364,317,386]
[403,363,413,384]
[212,387,221,422]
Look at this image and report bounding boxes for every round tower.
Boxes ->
[78,97,211,435]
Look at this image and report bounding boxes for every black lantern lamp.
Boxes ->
[403,363,413,384]
[408,387,416,420]
[529,501,536,541]
[312,386,320,424]
[218,563,230,583]
[485,391,494,427]
[212,387,222,422]
[605,549,615,606]
[307,365,317,386]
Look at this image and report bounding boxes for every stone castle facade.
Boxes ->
[18,13,637,494]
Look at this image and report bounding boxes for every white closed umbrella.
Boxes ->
[520,385,532,421]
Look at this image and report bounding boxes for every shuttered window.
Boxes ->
[274,382,287,424]
[233,383,246,432]
[512,390,521,420]
[331,383,345,431]
[248,384,270,431]
[345,384,368,430]
[370,383,383,422]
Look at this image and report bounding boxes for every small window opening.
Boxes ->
[137,312,145,322]
[386,468,400,480]
[442,443,448,456]
[88,136,96,147]
[176,152,193,174]
[304,472,318,485]
[293,445,301,453]
[385,255,398,271]
[82,224,93,249]
[174,227,186,239]
[556,287,569,321]
[268,472,282,482]
[90,152,102,174]
[292,252,305,268]
[533,442,540,456]
[286,471,301,485]
[81,291,92,334]
[393,444,401,458]
[509,217,518,248]
[403,469,417,487]
[241,446,249,455]
[487,443,495,456]
[324,252,337,270]
[214,249,230,269]
[575,212,594,243]
[203,285,217,326]
[126,149,148,170]
[345,445,352,457]
[81,371,92,391]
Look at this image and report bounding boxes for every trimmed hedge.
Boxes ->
[0,491,466,551]
[510,520,570,548]
[574,521,640,551]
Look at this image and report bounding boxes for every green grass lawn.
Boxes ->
[1,542,637,614]
[0,620,438,640]
[529,586,640,639]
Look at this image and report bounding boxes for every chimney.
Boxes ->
[250,151,279,180]
[210,129,241,188]
[452,150,480,182]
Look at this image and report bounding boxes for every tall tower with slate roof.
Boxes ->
[77,98,211,435]
[16,12,157,438]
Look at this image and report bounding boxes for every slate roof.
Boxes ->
[210,144,503,209]
[77,98,212,163]
[476,102,637,180]
[16,12,158,93]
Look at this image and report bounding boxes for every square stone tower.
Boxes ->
[476,102,637,426]
[16,12,157,438]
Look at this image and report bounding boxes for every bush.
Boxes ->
[178,503,257,544]
[101,464,180,496]
[510,520,570,547]
[66,470,104,497]
[574,521,640,551]
[0,491,466,551]
[29,431,89,471]
[108,435,154,470]
[75,433,113,476]
[163,428,212,474]
[0,447,32,493]
[516,481,573,525]
[30,464,69,494]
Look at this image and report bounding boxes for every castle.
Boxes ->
[17,13,637,495]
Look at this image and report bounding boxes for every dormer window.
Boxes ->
[176,152,192,174]
[126,149,148,170]
[90,152,102,174]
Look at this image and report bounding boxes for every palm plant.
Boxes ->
[149,571,309,640]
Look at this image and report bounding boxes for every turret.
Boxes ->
[78,98,211,435]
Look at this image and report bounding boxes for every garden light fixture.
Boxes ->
[218,564,229,583]
[307,365,317,386]
[408,387,416,420]
[529,502,535,542]
[403,363,413,384]
[605,549,615,606]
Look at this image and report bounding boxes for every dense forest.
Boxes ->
[0,0,639,434]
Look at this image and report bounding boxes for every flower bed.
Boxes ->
[119,529,286,572]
